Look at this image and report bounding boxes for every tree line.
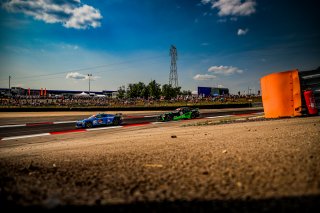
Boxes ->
[117,80,192,100]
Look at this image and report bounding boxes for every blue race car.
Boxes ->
[76,113,122,128]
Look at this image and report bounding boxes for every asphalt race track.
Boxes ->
[0,108,263,139]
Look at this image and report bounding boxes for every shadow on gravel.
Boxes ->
[1,195,319,213]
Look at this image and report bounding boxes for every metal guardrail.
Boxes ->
[300,67,320,89]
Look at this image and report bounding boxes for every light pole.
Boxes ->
[9,75,11,95]
[88,74,92,95]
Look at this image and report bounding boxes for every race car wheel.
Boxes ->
[85,122,93,128]
[165,115,172,121]
[113,117,120,126]
[191,113,196,119]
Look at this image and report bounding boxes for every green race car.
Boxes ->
[158,107,200,122]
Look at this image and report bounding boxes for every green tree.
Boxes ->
[126,83,136,98]
[126,82,146,98]
[161,84,181,100]
[161,84,171,100]
[148,80,161,99]
[174,86,182,97]
[181,90,192,96]
[117,85,126,99]
[141,86,150,99]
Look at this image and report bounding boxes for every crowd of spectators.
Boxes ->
[0,94,261,108]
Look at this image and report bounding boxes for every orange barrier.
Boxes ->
[260,69,302,118]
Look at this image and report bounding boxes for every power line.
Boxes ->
[1,54,166,81]
[7,60,166,84]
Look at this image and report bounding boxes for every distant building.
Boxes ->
[10,87,25,96]
[0,87,117,98]
[197,87,229,97]
[102,90,117,98]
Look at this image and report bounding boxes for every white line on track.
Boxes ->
[151,122,165,124]
[1,133,51,141]
[53,121,77,124]
[0,124,26,128]
[253,112,265,115]
[86,126,123,131]
[205,115,234,119]
[0,121,75,128]
[144,115,159,118]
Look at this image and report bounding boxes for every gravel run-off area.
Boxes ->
[0,116,319,212]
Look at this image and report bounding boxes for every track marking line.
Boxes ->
[0,121,75,128]
[144,115,159,118]
[253,112,265,115]
[86,126,123,131]
[53,121,77,124]
[0,124,26,128]
[1,133,51,141]
[205,115,234,119]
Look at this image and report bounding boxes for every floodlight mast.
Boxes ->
[88,74,92,95]
[9,75,11,94]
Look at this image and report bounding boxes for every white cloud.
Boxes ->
[201,42,209,46]
[193,74,216,80]
[2,0,102,29]
[66,72,100,80]
[66,72,87,80]
[208,65,243,75]
[63,4,101,29]
[205,0,256,16]
[237,28,248,35]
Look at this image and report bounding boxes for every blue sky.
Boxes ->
[0,0,319,94]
